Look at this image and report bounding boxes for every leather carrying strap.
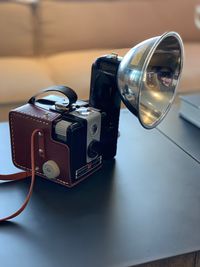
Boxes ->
[0,129,41,223]
[28,85,78,106]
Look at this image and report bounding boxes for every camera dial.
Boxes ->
[77,107,92,116]
[88,140,101,159]
[55,99,70,111]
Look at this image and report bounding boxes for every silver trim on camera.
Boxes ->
[55,120,72,142]
[75,156,102,179]
[71,107,101,163]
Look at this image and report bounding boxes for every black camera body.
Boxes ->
[9,54,122,186]
[89,53,122,159]
[52,54,122,181]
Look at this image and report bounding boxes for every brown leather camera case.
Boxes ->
[9,103,102,187]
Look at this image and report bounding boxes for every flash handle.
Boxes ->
[28,85,78,106]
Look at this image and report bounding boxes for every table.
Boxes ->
[0,103,200,267]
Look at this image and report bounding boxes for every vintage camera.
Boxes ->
[9,32,183,187]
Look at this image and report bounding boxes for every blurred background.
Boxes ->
[0,0,200,121]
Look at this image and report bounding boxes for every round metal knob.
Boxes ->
[42,160,60,179]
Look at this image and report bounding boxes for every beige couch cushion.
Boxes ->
[0,2,34,56]
[39,0,199,55]
[0,58,54,103]
[0,43,199,105]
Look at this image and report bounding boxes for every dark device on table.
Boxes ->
[9,32,183,187]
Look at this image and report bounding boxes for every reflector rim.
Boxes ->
[138,31,184,129]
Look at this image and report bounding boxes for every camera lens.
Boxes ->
[90,123,98,136]
[88,140,101,158]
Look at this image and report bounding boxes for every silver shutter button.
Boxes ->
[42,160,60,179]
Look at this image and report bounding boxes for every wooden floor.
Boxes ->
[136,251,200,267]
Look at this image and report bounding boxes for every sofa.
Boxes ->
[0,0,200,117]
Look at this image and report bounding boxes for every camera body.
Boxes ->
[9,31,183,188]
[1,32,183,222]
[9,54,121,187]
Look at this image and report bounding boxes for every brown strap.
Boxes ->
[0,129,41,222]
[0,172,30,181]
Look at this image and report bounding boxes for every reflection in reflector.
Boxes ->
[149,91,164,101]
[140,103,162,126]
[117,31,184,129]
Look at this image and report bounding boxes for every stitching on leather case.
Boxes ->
[16,110,57,121]
[10,111,69,186]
